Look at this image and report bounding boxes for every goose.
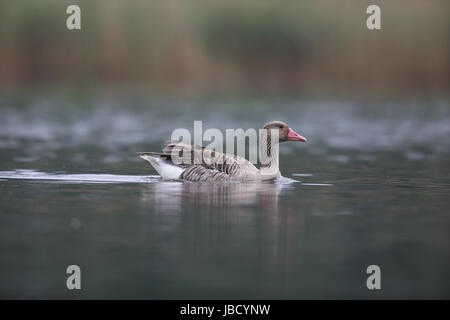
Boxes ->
[138,121,306,182]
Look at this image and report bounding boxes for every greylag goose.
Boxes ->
[138,121,306,182]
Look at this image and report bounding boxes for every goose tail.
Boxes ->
[138,153,183,180]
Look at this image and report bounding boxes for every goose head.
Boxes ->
[263,121,307,143]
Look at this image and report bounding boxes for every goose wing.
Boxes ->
[138,141,259,181]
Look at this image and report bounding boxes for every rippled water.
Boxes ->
[0,98,449,299]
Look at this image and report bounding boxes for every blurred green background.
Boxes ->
[0,0,448,98]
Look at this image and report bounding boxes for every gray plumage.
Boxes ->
[138,121,306,182]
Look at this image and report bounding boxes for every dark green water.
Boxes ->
[0,98,449,299]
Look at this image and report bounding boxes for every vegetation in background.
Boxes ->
[0,0,448,97]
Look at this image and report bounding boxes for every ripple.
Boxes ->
[0,169,159,184]
[0,170,302,185]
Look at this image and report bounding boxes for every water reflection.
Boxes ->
[140,181,283,209]
[138,180,308,296]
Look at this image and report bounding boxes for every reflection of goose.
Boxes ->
[139,179,305,283]
[140,180,286,210]
[138,121,306,182]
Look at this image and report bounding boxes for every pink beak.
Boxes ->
[287,128,307,142]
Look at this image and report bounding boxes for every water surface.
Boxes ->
[0,99,449,299]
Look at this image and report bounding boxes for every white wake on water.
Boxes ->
[0,170,330,186]
[0,169,160,184]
